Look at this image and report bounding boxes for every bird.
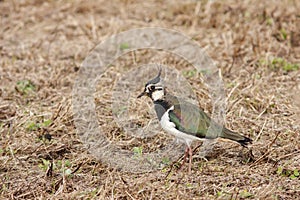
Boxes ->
[137,68,252,173]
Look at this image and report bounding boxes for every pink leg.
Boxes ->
[188,146,193,174]
[178,147,189,171]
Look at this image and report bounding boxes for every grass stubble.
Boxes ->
[0,0,300,199]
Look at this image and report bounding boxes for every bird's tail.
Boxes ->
[221,128,252,147]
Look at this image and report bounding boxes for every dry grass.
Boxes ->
[1,0,300,199]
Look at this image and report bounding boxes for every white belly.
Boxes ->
[160,106,203,147]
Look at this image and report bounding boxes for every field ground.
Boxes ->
[1,0,300,199]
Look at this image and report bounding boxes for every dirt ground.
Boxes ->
[1,0,300,199]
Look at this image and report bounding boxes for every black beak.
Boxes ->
[137,91,146,98]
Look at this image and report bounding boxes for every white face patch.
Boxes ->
[151,89,164,101]
[145,84,164,101]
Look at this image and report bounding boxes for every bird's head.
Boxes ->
[137,68,165,101]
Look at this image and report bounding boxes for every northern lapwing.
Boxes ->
[137,68,252,173]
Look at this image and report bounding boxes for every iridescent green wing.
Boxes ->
[168,102,212,138]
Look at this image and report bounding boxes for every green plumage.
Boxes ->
[169,103,212,138]
[166,94,252,146]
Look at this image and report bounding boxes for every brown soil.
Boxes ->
[1,0,300,199]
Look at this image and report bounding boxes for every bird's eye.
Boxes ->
[150,86,155,90]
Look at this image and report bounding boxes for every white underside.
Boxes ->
[160,106,205,147]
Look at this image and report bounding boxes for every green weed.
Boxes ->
[16,80,35,94]
[260,57,299,72]
[240,190,253,198]
[277,166,300,180]
[133,146,143,157]
[120,42,130,50]
[183,69,197,78]
[26,119,52,131]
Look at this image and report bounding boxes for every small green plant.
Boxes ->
[64,168,72,176]
[290,169,299,180]
[239,190,253,198]
[226,81,237,88]
[88,188,99,198]
[39,159,73,177]
[38,158,50,171]
[280,28,287,40]
[216,190,224,198]
[183,69,197,78]
[26,119,52,131]
[266,17,274,26]
[282,63,299,72]
[42,119,52,127]
[272,57,299,72]
[271,57,284,68]
[16,80,35,94]
[55,159,71,168]
[64,159,71,167]
[260,57,299,72]
[133,146,143,157]
[185,182,193,188]
[26,121,40,131]
[120,42,130,50]
[2,183,8,193]
[277,166,300,180]
[161,157,170,165]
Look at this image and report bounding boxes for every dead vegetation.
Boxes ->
[1,0,300,199]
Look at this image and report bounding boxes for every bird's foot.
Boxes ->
[192,152,209,162]
[164,148,187,178]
